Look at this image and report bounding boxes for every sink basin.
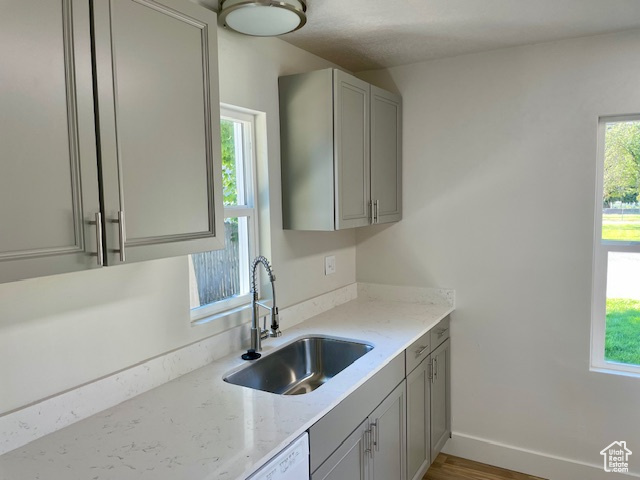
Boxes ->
[224,336,374,395]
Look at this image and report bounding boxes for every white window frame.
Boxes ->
[591,114,640,377]
[190,107,259,322]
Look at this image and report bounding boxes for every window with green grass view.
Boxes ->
[188,108,258,319]
[592,117,640,374]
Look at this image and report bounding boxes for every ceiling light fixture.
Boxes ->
[219,0,307,37]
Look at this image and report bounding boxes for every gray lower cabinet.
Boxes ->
[430,339,451,460]
[406,358,431,480]
[312,420,369,480]
[405,317,451,479]
[0,0,223,283]
[370,382,407,480]
[308,321,450,480]
[312,381,407,480]
[279,68,402,231]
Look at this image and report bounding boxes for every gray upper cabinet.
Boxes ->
[334,70,371,229]
[0,0,102,283]
[371,86,402,224]
[0,0,223,283]
[93,0,224,264]
[279,68,402,230]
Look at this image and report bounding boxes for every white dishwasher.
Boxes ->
[248,433,309,480]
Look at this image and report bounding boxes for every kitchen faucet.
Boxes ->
[242,256,281,360]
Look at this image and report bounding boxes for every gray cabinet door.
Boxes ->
[370,86,402,224]
[312,419,369,480]
[406,358,430,480]
[333,70,371,230]
[0,0,102,283]
[430,339,451,460]
[370,380,407,480]
[93,0,224,265]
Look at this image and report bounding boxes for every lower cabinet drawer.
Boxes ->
[430,315,450,349]
[405,330,430,375]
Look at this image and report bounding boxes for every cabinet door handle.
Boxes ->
[370,421,379,451]
[364,426,372,458]
[95,212,104,266]
[433,357,438,382]
[369,200,373,224]
[415,345,429,358]
[117,210,126,262]
[374,200,380,224]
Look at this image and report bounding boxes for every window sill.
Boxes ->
[191,302,253,327]
[590,363,640,379]
[191,300,273,337]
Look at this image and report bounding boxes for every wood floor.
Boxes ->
[424,454,547,480]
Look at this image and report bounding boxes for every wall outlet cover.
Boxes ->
[325,255,336,275]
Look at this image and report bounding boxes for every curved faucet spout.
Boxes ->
[247,256,281,356]
[250,256,275,299]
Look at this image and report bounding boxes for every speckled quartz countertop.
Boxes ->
[0,288,453,480]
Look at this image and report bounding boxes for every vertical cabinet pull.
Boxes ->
[364,426,372,458]
[374,200,380,224]
[369,200,373,224]
[117,210,126,262]
[95,212,104,266]
[370,421,379,451]
[433,358,438,382]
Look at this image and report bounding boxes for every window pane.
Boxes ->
[605,252,640,366]
[602,121,640,242]
[189,217,250,309]
[221,118,248,207]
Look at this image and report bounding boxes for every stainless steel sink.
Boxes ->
[224,336,374,395]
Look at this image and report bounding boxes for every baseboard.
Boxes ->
[442,432,640,480]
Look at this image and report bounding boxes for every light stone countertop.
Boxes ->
[0,292,453,480]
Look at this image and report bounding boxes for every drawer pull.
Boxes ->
[415,345,429,358]
[437,328,448,338]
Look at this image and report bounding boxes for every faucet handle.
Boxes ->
[260,316,270,340]
[269,328,282,338]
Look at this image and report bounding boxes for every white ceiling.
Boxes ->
[275,0,640,72]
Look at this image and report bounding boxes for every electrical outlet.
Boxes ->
[325,255,336,275]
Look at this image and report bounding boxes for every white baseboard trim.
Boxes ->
[0,283,357,456]
[443,432,640,480]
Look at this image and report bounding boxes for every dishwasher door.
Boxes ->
[249,433,309,480]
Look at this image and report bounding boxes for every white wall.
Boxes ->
[357,30,640,477]
[0,28,355,414]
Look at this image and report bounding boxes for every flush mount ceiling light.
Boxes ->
[219,0,307,37]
